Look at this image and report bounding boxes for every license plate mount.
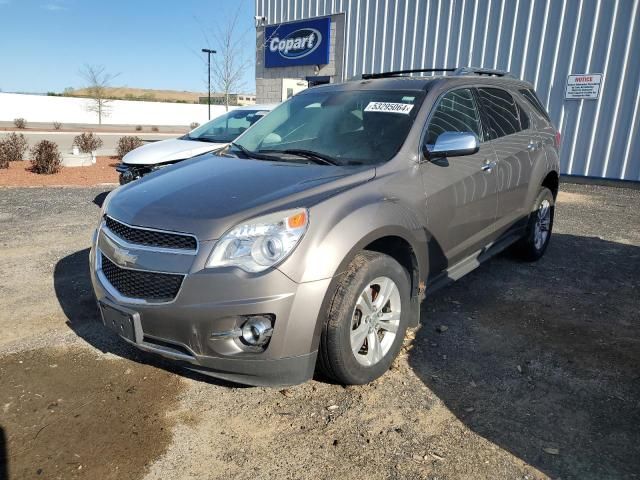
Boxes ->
[99,302,137,343]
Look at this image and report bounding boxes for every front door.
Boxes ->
[420,88,499,274]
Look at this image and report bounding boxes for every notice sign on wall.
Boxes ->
[565,73,603,100]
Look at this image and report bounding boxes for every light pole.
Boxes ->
[201,48,216,120]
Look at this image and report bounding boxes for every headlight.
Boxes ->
[206,209,308,272]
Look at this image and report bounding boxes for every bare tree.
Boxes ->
[79,64,119,124]
[205,5,252,111]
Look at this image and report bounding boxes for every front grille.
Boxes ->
[101,254,184,301]
[104,216,197,251]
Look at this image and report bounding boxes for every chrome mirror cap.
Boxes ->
[425,131,480,160]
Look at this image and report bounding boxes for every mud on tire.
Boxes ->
[318,251,411,385]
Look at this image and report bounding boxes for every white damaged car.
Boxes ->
[116,104,276,184]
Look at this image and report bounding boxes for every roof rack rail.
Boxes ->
[361,68,456,79]
[453,67,516,78]
[359,67,517,80]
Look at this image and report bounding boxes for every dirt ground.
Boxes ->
[0,157,118,187]
[0,183,638,480]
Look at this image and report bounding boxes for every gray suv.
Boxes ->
[90,68,560,386]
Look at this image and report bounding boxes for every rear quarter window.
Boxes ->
[519,88,551,122]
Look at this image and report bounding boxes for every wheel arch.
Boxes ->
[542,170,560,199]
[307,225,428,357]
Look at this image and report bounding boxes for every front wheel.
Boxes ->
[513,186,555,261]
[318,251,410,385]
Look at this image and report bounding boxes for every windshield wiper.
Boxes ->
[259,149,339,166]
[194,137,226,143]
[230,142,281,161]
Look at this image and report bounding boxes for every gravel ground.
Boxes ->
[0,183,638,480]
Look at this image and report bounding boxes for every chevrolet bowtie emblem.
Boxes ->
[112,247,138,267]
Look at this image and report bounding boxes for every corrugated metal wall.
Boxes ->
[256,0,640,180]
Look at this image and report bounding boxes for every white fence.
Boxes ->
[0,92,229,126]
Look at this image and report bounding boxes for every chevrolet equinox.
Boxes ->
[91,68,560,386]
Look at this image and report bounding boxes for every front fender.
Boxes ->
[277,193,429,354]
[278,195,428,285]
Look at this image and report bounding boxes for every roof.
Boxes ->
[300,70,534,95]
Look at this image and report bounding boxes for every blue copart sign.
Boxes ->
[264,17,331,68]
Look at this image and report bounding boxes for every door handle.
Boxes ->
[481,160,497,172]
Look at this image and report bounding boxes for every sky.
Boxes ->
[0,0,256,94]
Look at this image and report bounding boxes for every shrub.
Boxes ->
[135,125,143,132]
[116,136,144,160]
[13,118,26,129]
[73,132,103,153]
[190,122,200,129]
[53,121,62,130]
[30,140,62,174]
[0,143,9,169]
[151,126,159,132]
[0,133,28,163]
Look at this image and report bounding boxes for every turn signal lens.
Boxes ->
[287,211,307,229]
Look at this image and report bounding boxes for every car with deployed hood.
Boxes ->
[92,67,560,386]
[116,104,276,184]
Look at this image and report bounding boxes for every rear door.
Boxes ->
[420,87,500,272]
[475,87,535,235]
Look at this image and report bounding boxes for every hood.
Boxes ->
[122,138,226,165]
[107,153,375,240]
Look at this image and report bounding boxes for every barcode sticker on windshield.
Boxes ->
[364,102,414,114]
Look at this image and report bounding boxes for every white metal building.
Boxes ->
[255,0,640,181]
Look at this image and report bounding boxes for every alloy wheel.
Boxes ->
[534,199,551,250]
[350,276,401,366]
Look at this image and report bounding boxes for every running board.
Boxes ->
[425,231,522,296]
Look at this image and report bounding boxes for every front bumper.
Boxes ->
[115,163,150,184]
[89,226,330,386]
[116,162,177,184]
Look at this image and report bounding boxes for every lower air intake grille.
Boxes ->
[101,254,184,301]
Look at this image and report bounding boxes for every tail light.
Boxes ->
[554,131,562,148]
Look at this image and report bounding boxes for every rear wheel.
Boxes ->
[513,186,555,261]
[318,251,410,385]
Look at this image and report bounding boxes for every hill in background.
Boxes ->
[61,87,205,104]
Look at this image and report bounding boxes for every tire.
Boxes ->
[513,186,555,261]
[318,251,411,385]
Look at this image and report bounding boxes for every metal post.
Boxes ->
[201,48,217,120]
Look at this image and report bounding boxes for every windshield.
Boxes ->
[232,89,425,166]
[187,109,271,143]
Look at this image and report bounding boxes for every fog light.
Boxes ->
[241,316,273,346]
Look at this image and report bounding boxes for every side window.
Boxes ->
[519,88,551,121]
[477,88,521,139]
[425,88,482,146]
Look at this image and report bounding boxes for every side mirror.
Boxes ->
[423,132,480,160]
